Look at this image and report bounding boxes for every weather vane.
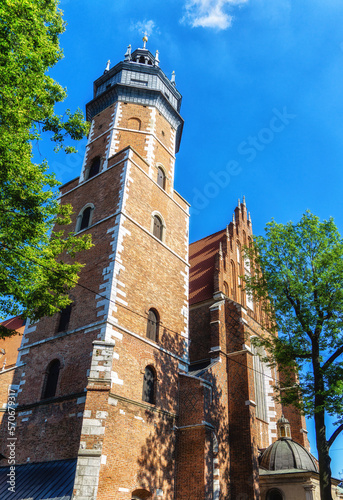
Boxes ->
[142,31,148,49]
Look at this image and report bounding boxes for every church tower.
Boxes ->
[9,38,189,500]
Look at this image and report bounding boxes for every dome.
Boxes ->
[260,438,318,472]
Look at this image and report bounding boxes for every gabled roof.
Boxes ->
[0,459,77,500]
[189,229,225,305]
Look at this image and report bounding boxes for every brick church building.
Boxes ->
[1,40,342,500]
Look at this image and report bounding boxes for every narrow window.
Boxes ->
[42,359,61,399]
[252,344,268,421]
[157,167,166,189]
[57,304,72,332]
[223,281,229,296]
[231,261,236,300]
[142,366,155,404]
[87,157,100,179]
[147,309,159,342]
[153,215,163,240]
[80,206,92,230]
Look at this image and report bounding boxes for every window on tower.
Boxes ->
[41,359,61,399]
[142,366,156,404]
[157,167,166,189]
[87,157,101,180]
[152,214,163,241]
[57,303,72,333]
[128,117,141,131]
[147,309,159,342]
[76,204,95,232]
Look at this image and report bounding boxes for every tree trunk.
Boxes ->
[312,339,333,500]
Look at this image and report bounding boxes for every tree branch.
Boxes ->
[322,344,343,371]
[327,423,343,449]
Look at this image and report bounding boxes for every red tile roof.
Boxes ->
[189,229,225,305]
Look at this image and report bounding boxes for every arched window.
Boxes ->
[147,309,159,342]
[76,204,94,232]
[80,207,92,230]
[128,117,141,131]
[223,281,229,296]
[157,167,166,189]
[142,366,156,404]
[266,488,284,500]
[42,359,61,399]
[87,157,101,179]
[57,304,72,333]
[153,215,163,241]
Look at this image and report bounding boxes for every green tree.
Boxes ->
[244,211,343,500]
[0,0,92,337]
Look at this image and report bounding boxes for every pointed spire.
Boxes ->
[104,60,110,73]
[155,50,160,66]
[232,214,236,225]
[226,225,230,238]
[219,241,223,259]
[171,70,176,85]
[238,198,241,208]
[248,212,252,224]
[243,195,246,207]
[124,45,132,61]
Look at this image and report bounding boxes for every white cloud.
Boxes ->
[130,19,160,37]
[182,0,247,30]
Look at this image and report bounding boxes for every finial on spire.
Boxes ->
[171,70,176,85]
[248,212,252,223]
[226,225,230,238]
[104,60,110,73]
[232,214,236,225]
[142,32,148,49]
[124,45,132,61]
[243,195,246,206]
[219,241,223,259]
[155,50,160,66]
[238,198,241,209]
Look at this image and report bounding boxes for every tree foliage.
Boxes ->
[0,0,92,337]
[244,211,343,500]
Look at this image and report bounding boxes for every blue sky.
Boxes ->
[43,0,343,478]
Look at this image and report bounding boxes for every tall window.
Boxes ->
[142,366,155,404]
[252,344,267,421]
[157,167,166,189]
[57,304,72,332]
[77,204,94,232]
[245,256,254,310]
[87,157,100,179]
[231,261,236,300]
[223,281,229,296]
[42,359,61,399]
[147,309,159,342]
[153,215,163,240]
